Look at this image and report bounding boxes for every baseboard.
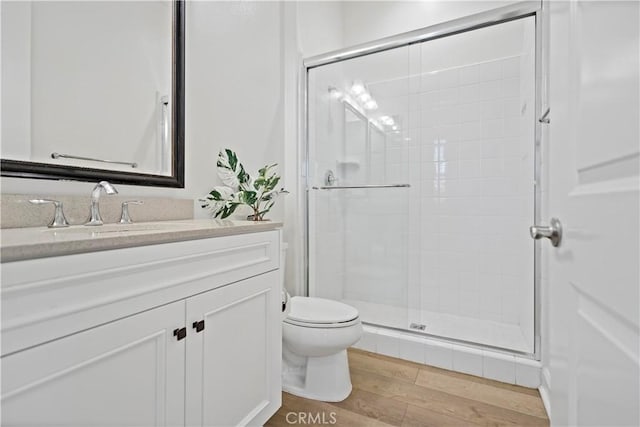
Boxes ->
[538,366,552,420]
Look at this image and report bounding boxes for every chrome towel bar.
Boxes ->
[311,184,410,190]
[51,152,138,168]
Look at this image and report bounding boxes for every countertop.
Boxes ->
[0,219,282,263]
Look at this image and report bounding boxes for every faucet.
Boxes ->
[85,181,118,226]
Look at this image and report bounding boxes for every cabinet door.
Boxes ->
[1,301,186,427]
[185,270,281,427]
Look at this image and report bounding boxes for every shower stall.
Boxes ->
[304,3,541,358]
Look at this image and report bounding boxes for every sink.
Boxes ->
[43,222,192,235]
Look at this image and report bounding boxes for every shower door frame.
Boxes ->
[301,0,545,359]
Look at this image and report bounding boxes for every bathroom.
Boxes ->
[0,1,638,426]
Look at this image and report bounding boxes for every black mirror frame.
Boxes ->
[0,0,185,188]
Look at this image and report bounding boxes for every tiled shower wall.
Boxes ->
[311,190,345,301]
[340,109,409,307]
[401,55,535,325]
[342,187,409,307]
[312,56,534,329]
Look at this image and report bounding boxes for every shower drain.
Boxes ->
[409,323,426,331]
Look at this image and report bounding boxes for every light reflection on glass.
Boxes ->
[433,143,446,162]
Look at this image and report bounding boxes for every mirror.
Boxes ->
[0,0,184,187]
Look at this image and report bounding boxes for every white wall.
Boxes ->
[296,1,344,57]
[1,1,285,221]
[187,1,284,219]
[341,1,511,48]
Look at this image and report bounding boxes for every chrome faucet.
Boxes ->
[85,181,118,226]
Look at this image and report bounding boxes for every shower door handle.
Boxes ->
[530,218,562,247]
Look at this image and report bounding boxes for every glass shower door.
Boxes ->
[306,13,537,354]
[409,17,537,353]
[307,46,412,331]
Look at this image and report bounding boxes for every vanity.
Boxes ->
[1,219,283,426]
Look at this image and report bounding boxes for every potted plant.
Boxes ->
[200,149,288,221]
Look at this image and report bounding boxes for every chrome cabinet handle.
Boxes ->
[119,200,143,224]
[29,199,70,228]
[530,218,562,247]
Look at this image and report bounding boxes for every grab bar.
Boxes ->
[159,95,170,174]
[51,152,138,168]
[311,184,410,190]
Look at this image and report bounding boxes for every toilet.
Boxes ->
[281,296,363,402]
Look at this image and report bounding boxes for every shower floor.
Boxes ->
[343,299,531,353]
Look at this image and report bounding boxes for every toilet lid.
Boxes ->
[287,297,359,324]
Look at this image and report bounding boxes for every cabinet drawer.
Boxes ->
[1,230,280,356]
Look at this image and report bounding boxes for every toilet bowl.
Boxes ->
[282,296,363,402]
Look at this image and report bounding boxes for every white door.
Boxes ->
[1,301,186,426]
[547,1,639,425]
[185,271,281,427]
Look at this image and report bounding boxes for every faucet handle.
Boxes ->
[119,200,143,224]
[29,199,70,228]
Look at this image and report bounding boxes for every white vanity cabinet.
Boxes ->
[1,229,282,427]
[2,300,187,426]
[186,272,280,427]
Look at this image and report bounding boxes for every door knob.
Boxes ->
[529,218,562,247]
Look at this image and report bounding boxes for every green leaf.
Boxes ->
[238,190,258,205]
[216,149,252,191]
[258,163,276,176]
[237,165,250,186]
[225,149,237,171]
[266,175,280,192]
[220,203,240,219]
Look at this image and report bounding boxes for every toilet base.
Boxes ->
[282,350,353,402]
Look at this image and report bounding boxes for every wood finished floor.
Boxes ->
[266,348,549,427]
